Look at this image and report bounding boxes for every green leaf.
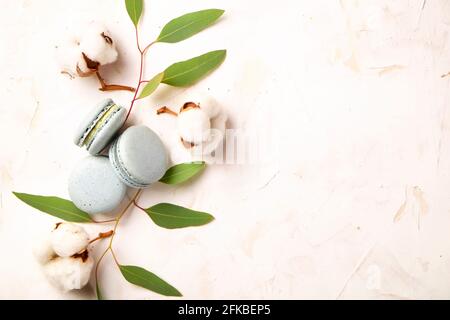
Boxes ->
[157,9,225,43]
[119,265,182,297]
[12,192,92,223]
[145,203,214,229]
[160,162,206,185]
[125,0,143,27]
[162,50,226,87]
[96,281,103,300]
[138,72,164,99]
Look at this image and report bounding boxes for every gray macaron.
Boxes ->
[109,125,168,188]
[74,99,126,155]
[68,156,127,214]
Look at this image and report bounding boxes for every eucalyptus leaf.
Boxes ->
[160,162,206,185]
[12,192,92,223]
[162,50,226,87]
[138,72,164,99]
[157,9,225,43]
[145,203,214,229]
[125,0,143,27]
[119,265,182,297]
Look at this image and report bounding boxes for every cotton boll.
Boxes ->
[211,112,227,134]
[178,108,211,144]
[51,223,89,257]
[33,236,56,265]
[175,100,227,156]
[79,22,118,66]
[56,37,88,77]
[192,112,227,156]
[43,252,94,292]
[56,22,117,78]
[200,97,221,119]
[190,129,223,156]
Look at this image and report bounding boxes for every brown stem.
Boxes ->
[181,102,200,112]
[72,250,89,262]
[91,217,116,224]
[181,137,196,148]
[441,71,450,78]
[157,106,178,116]
[95,71,135,92]
[89,230,114,244]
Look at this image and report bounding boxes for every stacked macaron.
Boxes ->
[69,99,167,215]
[74,99,126,155]
[109,125,167,188]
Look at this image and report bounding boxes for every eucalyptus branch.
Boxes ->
[123,28,146,123]
[108,189,142,251]
[143,41,156,54]
[94,189,142,297]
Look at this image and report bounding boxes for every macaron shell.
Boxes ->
[87,107,126,155]
[68,156,127,214]
[73,98,114,146]
[109,140,148,188]
[109,125,167,188]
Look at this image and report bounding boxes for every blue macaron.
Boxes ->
[68,156,127,214]
[109,125,168,188]
[74,99,126,155]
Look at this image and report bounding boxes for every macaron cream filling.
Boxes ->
[76,104,110,147]
[80,103,121,148]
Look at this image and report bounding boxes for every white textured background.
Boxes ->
[1,0,450,299]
